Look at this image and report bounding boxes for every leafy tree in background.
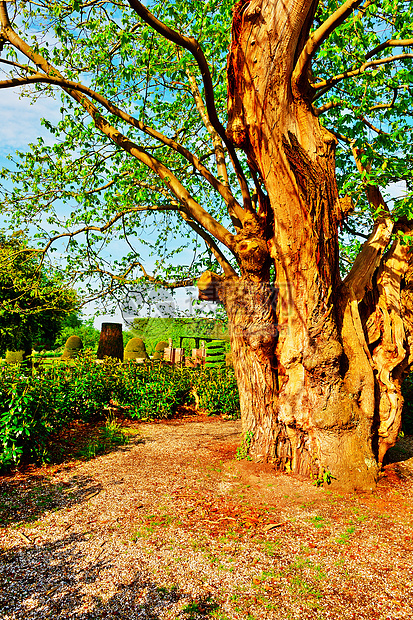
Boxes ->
[54,313,101,351]
[0,1,412,489]
[0,232,78,353]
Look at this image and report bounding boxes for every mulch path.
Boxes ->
[1,413,413,620]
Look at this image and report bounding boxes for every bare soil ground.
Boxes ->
[1,413,413,620]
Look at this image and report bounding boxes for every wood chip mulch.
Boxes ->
[1,416,413,620]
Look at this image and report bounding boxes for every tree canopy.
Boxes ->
[0,1,411,300]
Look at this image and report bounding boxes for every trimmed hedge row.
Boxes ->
[0,354,239,471]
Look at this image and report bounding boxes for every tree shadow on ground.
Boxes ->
[45,417,137,464]
[0,472,103,528]
[0,419,143,528]
[0,533,219,619]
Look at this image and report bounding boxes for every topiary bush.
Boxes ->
[123,337,149,361]
[152,340,169,361]
[60,335,83,360]
[204,341,226,368]
[5,350,23,364]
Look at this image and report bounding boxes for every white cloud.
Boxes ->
[0,87,61,159]
[385,180,407,203]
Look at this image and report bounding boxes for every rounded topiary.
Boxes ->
[61,335,83,360]
[5,350,25,364]
[152,340,169,361]
[124,337,149,361]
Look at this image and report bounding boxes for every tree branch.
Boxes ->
[359,116,387,135]
[370,88,398,111]
[92,262,195,289]
[0,12,236,252]
[337,142,394,302]
[178,209,238,278]
[365,38,413,61]
[292,0,364,91]
[182,61,237,192]
[126,0,253,214]
[315,88,398,116]
[341,216,394,302]
[313,54,413,98]
[343,221,370,240]
[0,72,243,221]
[36,205,179,258]
[313,99,345,115]
[352,145,389,214]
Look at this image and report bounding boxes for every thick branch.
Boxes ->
[0,72,243,220]
[0,15,236,252]
[313,99,344,115]
[293,0,363,91]
[126,0,253,213]
[365,38,413,61]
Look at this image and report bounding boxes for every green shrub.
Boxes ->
[113,362,191,419]
[0,356,240,471]
[5,350,25,364]
[204,341,226,368]
[152,340,169,361]
[0,353,119,470]
[191,368,239,417]
[123,337,149,361]
[61,334,83,360]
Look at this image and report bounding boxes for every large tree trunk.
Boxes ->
[216,0,413,491]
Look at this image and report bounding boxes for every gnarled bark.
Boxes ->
[208,0,413,490]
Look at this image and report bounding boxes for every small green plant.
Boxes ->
[155,585,177,598]
[312,468,336,487]
[236,430,254,460]
[182,596,219,618]
[211,610,231,620]
[308,515,327,529]
[182,601,203,617]
[77,418,128,461]
[336,525,356,544]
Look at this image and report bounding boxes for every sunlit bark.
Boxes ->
[215,0,413,490]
